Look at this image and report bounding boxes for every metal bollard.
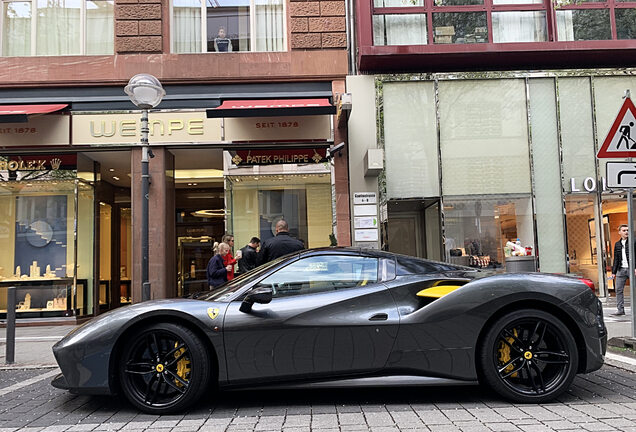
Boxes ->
[6,286,16,364]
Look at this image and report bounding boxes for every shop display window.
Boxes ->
[226,173,333,256]
[443,194,534,272]
[0,155,94,318]
[119,207,132,304]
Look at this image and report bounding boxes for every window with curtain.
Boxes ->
[373,14,427,45]
[171,0,285,53]
[173,0,201,53]
[492,11,547,42]
[371,0,635,45]
[0,0,113,56]
[2,1,30,56]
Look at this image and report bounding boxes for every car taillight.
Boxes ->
[578,278,595,292]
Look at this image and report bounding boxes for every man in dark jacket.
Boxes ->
[257,220,304,265]
[238,237,260,274]
[610,224,631,316]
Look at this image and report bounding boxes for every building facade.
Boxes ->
[347,0,636,297]
[0,0,351,321]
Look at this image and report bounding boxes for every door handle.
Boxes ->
[369,313,388,321]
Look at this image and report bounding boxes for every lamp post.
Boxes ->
[125,74,165,302]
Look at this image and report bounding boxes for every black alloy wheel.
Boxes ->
[479,309,578,403]
[119,323,210,414]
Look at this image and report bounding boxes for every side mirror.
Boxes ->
[239,286,273,313]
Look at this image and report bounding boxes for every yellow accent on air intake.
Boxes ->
[416,285,462,298]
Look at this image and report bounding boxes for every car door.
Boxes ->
[223,254,400,384]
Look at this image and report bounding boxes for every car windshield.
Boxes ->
[196,255,289,302]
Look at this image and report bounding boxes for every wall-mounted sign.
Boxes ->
[354,216,377,229]
[569,177,608,193]
[353,205,377,216]
[354,229,379,242]
[353,192,377,205]
[0,154,77,181]
[72,112,222,145]
[229,148,328,166]
[224,115,331,142]
[0,116,70,147]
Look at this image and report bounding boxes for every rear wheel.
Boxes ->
[119,323,210,414]
[479,309,578,403]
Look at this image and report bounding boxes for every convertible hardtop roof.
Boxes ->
[298,247,475,274]
[299,247,395,258]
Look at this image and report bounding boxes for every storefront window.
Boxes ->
[528,78,566,274]
[438,79,531,196]
[227,173,332,255]
[119,207,132,304]
[383,81,439,198]
[444,194,534,271]
[565,195,605,290]
[0,155,94,318]
[99,202,111,311]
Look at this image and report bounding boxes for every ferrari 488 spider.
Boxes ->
[52,248,607,414]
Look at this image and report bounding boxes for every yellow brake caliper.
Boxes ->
[498,328,519,378]
[174,342,191,387]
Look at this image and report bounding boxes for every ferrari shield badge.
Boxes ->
[207,307,220,320]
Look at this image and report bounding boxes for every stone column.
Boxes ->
[131,148,175,302]
[290,0,346,49]
[115,0,163,54]
[333,79,352,246]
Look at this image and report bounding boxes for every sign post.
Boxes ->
[598,90,636,338]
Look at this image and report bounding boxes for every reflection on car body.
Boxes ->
[51,247,607,414]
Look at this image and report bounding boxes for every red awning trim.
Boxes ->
[207,99,336,118]
[0,104,68,115]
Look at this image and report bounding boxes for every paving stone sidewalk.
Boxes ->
[0,364,634,432]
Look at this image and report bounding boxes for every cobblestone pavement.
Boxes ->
[0,364,634,432]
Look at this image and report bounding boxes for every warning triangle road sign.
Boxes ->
[597,97,636,158]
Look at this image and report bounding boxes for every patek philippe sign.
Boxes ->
[0,116,70,147]
[224,115,331,142]
[229,148,328,166]
[72,112,222,145]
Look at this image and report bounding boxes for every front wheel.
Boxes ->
[478,309,579,403]
[119,323,210,414]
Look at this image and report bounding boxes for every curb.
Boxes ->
[605,352,636,373]
[0,364,58,371]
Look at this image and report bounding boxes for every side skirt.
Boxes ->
[229,375,479,391]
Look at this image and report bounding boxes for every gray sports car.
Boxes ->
[51,248,607,414]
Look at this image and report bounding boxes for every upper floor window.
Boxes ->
[171,0,285,53]
[1,0,114,56]
[372,0,636,46]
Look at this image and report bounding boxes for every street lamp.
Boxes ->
[125,74,165,302]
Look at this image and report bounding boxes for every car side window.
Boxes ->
[259,255,379,298]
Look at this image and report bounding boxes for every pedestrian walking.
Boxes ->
[257,219,304,265]
[238,237,260,274]
[221,234,241,281]
[610,224,634,316]
[207,242,232,288]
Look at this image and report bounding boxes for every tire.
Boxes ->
[478,309,579,403]
[118,322,211,414]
